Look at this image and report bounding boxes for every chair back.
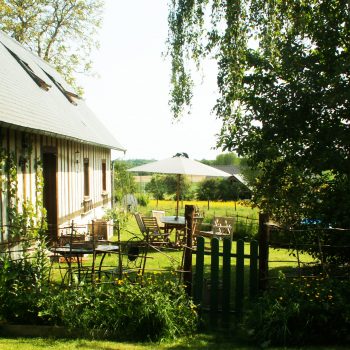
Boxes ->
[134,213,146,234]
[213,216,235,240]
[121,237,148,277]
[142,216,160,234]
[193,217,204,236]
[151,210,165,228]
[142,216,170,244]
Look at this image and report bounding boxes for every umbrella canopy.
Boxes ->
[128,156,231,216]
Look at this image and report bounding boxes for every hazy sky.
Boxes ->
[78,0,223,161]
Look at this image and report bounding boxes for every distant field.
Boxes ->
[141,199,259,221]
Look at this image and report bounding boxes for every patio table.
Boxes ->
[161,216,186,246]
[51,244,119,283]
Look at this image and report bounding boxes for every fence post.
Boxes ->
[183,204,195,296]
[258,213,269,291]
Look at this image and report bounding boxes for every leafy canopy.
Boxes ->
[167,0,350,226]
[0,0,104,93]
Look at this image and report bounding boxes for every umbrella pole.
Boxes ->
[176,174,180,218]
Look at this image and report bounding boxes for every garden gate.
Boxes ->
[192,236,259,324]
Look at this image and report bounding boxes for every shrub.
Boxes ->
[0,256,45,324]
[243,272,350,347]
[136,193,149,207]
[39,276,198,341]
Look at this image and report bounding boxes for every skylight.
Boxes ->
[2,44,51,91]
[44,72,80,105]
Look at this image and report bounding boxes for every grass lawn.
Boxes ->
[49,200,315,284]
[0,335,349,350]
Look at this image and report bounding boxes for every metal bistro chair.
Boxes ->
[141,216,170,246]
[101,236,148,282]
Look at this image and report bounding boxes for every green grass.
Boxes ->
[142,199,259,222]
[49,200,315,285]
[0,336,348,350]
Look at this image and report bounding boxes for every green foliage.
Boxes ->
[164,174,191,200]
[145,174,192,201]
[213,153,241,166]
[244,273,350,347]
[0,257,40,324]
[0,0,103,93]
[167,1,350,232]
[197,178,250,201]
[113,160,137,203]
[136,193,150,207]
[103,207,129,231]
[38,277,198,341]
[0,239,50,325]
[295,226,350,266]
[145,174,167,200]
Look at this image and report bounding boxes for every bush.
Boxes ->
[39,276,198,341]
[136,193,149,207]
[0,256,44,324]
[243,272,350,347]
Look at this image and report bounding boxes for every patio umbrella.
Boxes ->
[128,155,231,217]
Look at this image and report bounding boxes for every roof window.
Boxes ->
[44,72,80,105]
[3,44,51,91]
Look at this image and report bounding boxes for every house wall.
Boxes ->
[0,126,113,241]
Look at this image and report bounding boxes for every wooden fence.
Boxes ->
[192,236,259,325]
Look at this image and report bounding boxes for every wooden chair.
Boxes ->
[134,212,147,236]
[213,216,235,241]
[197,216,235,241]
[151,210,166,231]
[141,216,170,245]
[192,217,204,246]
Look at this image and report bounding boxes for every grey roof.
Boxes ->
[0,30,125,152]
[211,165,250,188]
[211,165,241,175]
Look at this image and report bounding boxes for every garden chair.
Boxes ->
[188,216,204,247]
[151,210,166,231]
[141,216,170,245]
[101,236,149,282]
[213,216,235,241]
[134,212,147,236]
[197,216,235,242]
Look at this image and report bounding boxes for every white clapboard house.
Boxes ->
[0,30,125,243]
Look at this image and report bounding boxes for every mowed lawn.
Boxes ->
[49,200,315,284]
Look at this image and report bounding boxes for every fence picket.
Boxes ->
[222,238,231,321]
[194,236,205,305]
[250,240,259,299]
[235,239,244,319]
[210,237,219,320]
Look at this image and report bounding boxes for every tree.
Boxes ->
[0,0,103,93]
[113,160,136,204]
[167,0,350,227]
[145,174,167,201]
[145,174,192,201]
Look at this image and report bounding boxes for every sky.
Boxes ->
[78,0,223,162]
